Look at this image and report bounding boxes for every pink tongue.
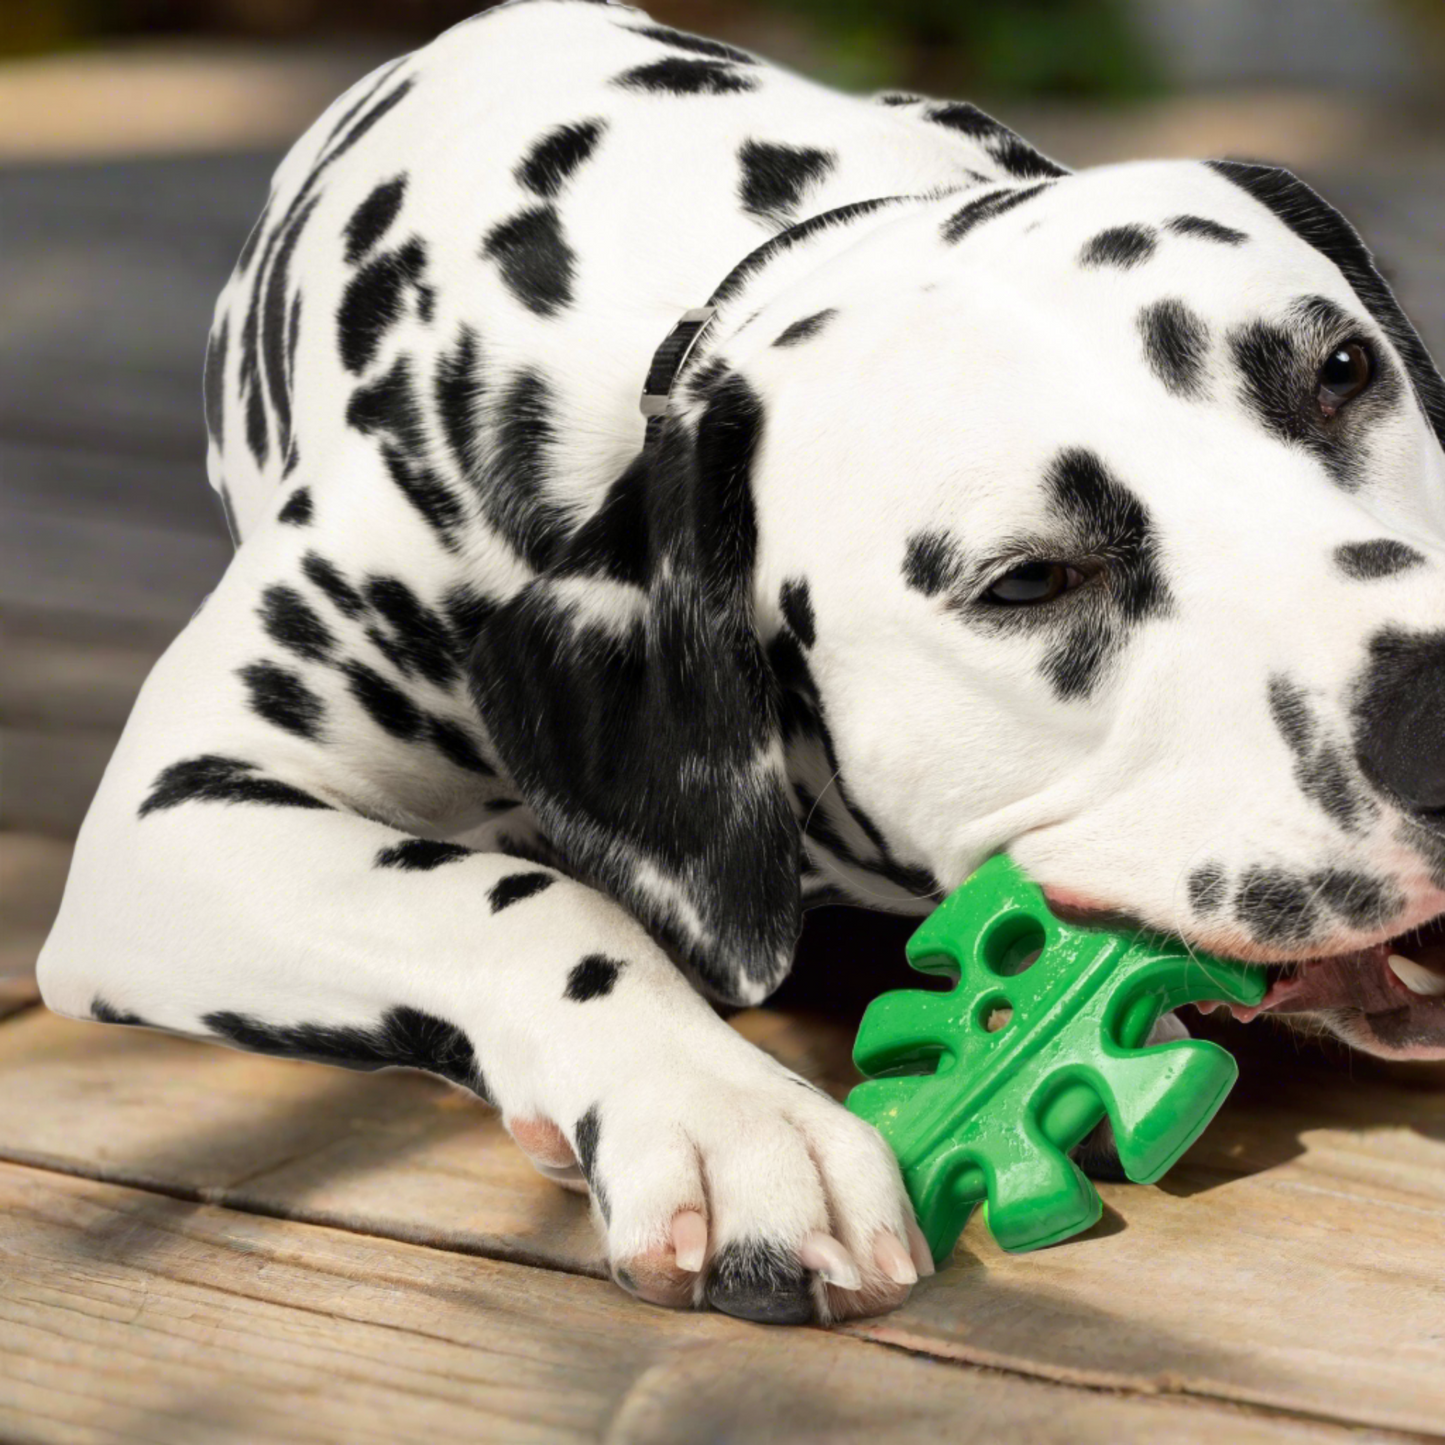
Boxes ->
[1200,952,1407,1021]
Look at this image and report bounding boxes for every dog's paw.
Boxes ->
[507,1052,932,1324]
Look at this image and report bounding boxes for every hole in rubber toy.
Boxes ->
[979,995,1014,1032]
[981,913,1045,976]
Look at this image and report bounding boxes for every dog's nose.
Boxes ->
[1355,631,1445,816]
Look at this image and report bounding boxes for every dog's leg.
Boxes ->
[43,800,923,1321]
[39,565,923,1324]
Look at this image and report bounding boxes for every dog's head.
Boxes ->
[474,158,1445,1058]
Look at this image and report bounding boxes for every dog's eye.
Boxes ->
[982,561,1084,606]
[1317,342,1372,417]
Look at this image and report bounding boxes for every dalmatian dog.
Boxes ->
[39,0,1445,1326]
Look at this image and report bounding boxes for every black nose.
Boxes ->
[1354,629,1445,815]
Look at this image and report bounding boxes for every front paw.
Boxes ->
[512,1062,932,1324]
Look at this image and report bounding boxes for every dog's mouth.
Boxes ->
[1196,911,1445,1054]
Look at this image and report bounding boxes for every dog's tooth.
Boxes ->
[1387,953,1445,998]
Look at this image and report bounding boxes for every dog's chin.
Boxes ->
[1198,913,1445,1061]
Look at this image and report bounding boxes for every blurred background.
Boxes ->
[2,0,1443,994]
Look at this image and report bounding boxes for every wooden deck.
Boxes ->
[5,70,1445,1444]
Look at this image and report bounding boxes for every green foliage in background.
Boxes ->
[769,0,1165,99]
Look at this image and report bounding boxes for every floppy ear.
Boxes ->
[1208,160,1445,452]
[470,369,801,1004]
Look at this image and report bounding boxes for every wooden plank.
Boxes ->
[1,1010,1444,1434]
[0,834,71,983]
[0,438,224,538]
[3,612,158,735]
[0,506,230,629]
[0,728,119,838]
[0,1163,1374,1445]
[0,977,40,1020]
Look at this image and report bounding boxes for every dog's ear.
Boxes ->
[1208,160,1445,453]
[470,369,801,1004]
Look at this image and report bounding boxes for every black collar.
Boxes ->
[637,195,910,426]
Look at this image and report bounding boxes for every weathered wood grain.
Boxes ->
[1,1009,1444,1434]
[0,834,71,983]
[0,1164,1381,1445]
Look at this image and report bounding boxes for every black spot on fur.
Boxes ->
[612,56,756,95]
[346,355,466,549]
[203,317,228,450]
[573,1105,609,1221]
[138,755,329,818]
[1234,867,1319,944]
[927,101,1005,139]
[1187,863,1227,914]
[435,324,485,483]
[337,237,427,374]
[1268,675,1316,756]
[1041,624,1111,702]
[488,870,555,912]
[515,119,605,199]
[363,576,457,687]
[303,551,367,618]
[278,486,313,526]
[902,530,963,597]
[551,453,650,588]
[482,205,576,318]
[737,139,835,226]
[1138,298,1209,397]
[238,660,325,739]
[772,309,837,348]
[779,578,816,648]
[1303,742,1369,832]
[375,838,473,871]
[1227,311,1385,492]
[1031,448,1170,700]
[924,103,1066,177]
[705,1239,814,1325]
[1311,868,1400,930]
[387,449,466,551]
[426,715,493,775]
[565,954,624,1001]
[1209,160,1445,452]
[258,584,334,663]
[1045,448,1169,623]
[347,353,426,453]
[1080,225,1157,269]
[1335,539,1425,581]
[989,134,1068,181]
[1166,214,1248,246]
[343,659,422,740]
[940,182,1051,244]
[91,997,149,1026]
[259,195,320,474]
[344,175,407,264]
[1269,675,1371,832]
[244,380,269,469]
[443,585,498,651]
[489,370,570,571]
[325,72,414,160]
[205,1003,483,1094]
[625,22,755,64]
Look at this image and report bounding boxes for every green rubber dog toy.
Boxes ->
[847,854,1264,1264]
